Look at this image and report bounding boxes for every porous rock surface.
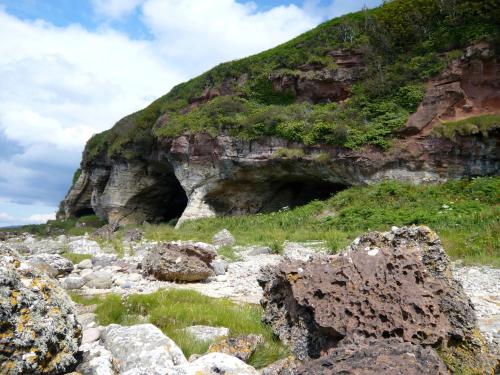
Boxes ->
[142,241,216,282]
[0,247,81,374]
[293,338,449,375]
[258,226,477,361]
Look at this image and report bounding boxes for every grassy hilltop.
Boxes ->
[82,0,499,162]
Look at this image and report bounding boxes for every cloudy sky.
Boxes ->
[0,0,381,227]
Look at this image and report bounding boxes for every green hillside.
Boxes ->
[83,0,499,163]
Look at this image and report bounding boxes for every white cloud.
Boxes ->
[141,0,321,75]
[0,0,381,224]
[26,213,56,223]
[92,0,145,19]
[0,212,14,221]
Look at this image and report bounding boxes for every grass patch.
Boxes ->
[433,114,500,139]
[62,252,92,265]
[217,246,242,262]
[144,177,499,267]
[74,289,288,368]
[272,148,306,159]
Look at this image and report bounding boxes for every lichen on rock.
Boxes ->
[0,246,81,374]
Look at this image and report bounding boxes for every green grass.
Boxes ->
[71,290,288,368]
[61,252,92,265]
[433,114,500,139]
[216,246,242,262]
[144,177,499,267]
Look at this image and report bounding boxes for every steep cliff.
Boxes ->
[61,0,500,226]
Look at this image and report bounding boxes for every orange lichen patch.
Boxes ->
[50,307,61,315]
[10,290,19,306]
[0,329,14,340]
[287,273,301,283]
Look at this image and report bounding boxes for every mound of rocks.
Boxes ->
[0,247,81,374]
[142,241,217,282]
[258,226,496,373]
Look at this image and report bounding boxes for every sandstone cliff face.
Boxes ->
[61,45,500,226]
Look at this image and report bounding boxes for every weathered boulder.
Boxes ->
[212,229,236,247]
[93,223,118,240]
[63,276,87,290]
[258,226,491,371]
[183,325,229,342]
[181,352,258,374]
[25,253,74,277]
[294,338,449,375]
[208,334,264,362]
[142,241,216,282]
[76,342,114,375]
[0,247,81,374]
[101,324,187,374]
[85,271,113,289]
[123,228,143,242]
[210,259,228,275]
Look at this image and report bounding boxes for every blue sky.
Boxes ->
[0,0,382,227]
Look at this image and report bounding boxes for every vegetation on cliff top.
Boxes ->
[82,0,499,163]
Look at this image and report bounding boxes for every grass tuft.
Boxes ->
[71,289,288,368]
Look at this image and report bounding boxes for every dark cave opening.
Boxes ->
[74,207,96,218]
[206,177,350,216]
[261,179,349,213]
[128,171,188,224]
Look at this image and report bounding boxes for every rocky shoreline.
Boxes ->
[1,226,499,374]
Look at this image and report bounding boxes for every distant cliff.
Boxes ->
[60,0,500,225]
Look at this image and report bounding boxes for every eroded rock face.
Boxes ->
[142,241,216,282]
[60,44,499,226]
[0,247,81,374]
[294,338,449,375]
[258,226,479,363]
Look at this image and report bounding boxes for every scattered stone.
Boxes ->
[282,242,326,262]
[208,334,264,362]
[260,356,300,375]
[183,352,258,374]
[246,246,272,256]
[0,248,81,374]
[259,226,493,372]
[94,223,119,240]
[294,338,449,375]
[85,271,113,289]
[25,253,74,277]
[92,253,117,268]
[123,228,143,242]
[78,312,97,328]
[68,237,101,255]
[78,258,93,269]
[184,325,229,342]
[211,259,228,276]
[142,242,215,282]
[101,324,187,374]
[21,236,67,254]
[63,276,87,290]
[77,342,114,375]
[80,268,93,278]
[213,229,236,247]
[82,327,101,344]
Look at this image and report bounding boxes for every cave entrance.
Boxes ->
[74,207,95,218]
[127,169,188,224]
[206,177,349,216]
[261,179,349,213]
